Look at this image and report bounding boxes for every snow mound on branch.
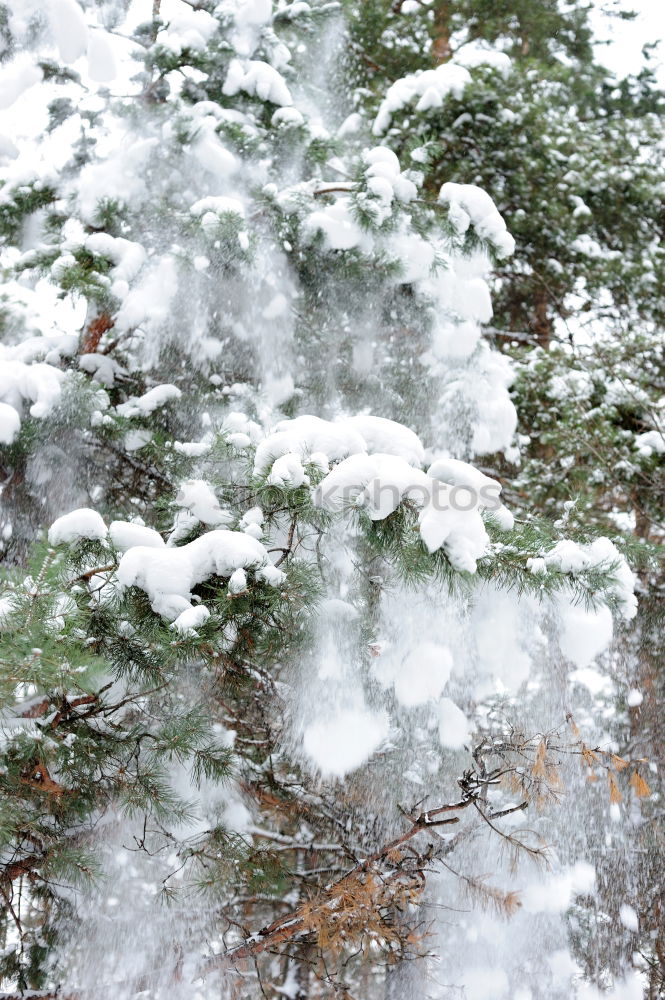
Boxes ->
[428,456,513,530]
[223,58,293,106]
[255,414,427,480]
[345,414,425,467]
[115,384,181,418]
[109,521,165,552]
[439,182,515,258]
[543,537,637,620]
[302,199,370,253]
[314,453,495,573]
[373,63,471,135]
[49,508,107,545]
[303,707,389,778]
[77,137,159,224]
[171,604,211,636]
[452,42,512,75]
[117,529,285,621]
[254,415,367,476]
[0,402,21,444]
[169,480,233,544]
[635,429,664,456]
[157,9,217,52]
[0,361,67,437]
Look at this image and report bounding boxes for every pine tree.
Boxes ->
[0,1,657,998]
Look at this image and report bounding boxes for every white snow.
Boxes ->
[303,707,389,778]
[634,429,664,457]
[48,508,107,546]
[521,862,595,913]
[344,415,425,467]
[439,182,515,258]
[0,360,66,421]
[373,63,472,135]
[109,521,165,552]
[254,415,366,477]
[619,903,639,932]
[393,641,453,707]
[86,30,118,83]
[0,57,43,111]
[0,402,21,444]
[558,601,613,669]
[171,604,211,636]
[452,42,512,75]
[49,0,88,65]
[223,59,293,106]
[315,452,493,572]
[544,537,637,619]
[626,689,643,707]
[116,384,181,418]
[117,529,284,620]
[437,697,470,749]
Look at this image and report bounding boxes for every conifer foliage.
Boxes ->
[0,1,661,998]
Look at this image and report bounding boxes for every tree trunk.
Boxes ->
[431,2,452,64]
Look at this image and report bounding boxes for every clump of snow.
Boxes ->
[626,689,643,707]
[169,480,233,544]
[345,414,425,467]
[0,56,43,110]
[521,862,595,914]
[191,195,246,234]
[634,429,664,457]
[254,415,366,477]
[437,697,470,749]
[86,29,117,83]
[439,182,515,258]
[302,199,369,253]
[452,41,512,75]
[544,537,637,619]
[116,384,181,418]
[0,360,67,424]
[171,604,211,636]
[314,453,494,573]
[393,641,453,707]
[619,904,638,932]
[49,0,88,64]
[428,456,513,530]
[558,601,613,669]
[117,529,284,620]
[157,9,217,52]
[109,521,165,552]
[0,402,21,444]
[48,508,107,546]
[267,452,309,488]
[303,707,389,778]
[223,59,293,106]
[373,63,472,135]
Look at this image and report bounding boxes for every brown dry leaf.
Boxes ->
[609,753,630,771]
[629,771,652,799]
[608,771,623,804]
[581,745,600,769]
[532,740,547,778]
